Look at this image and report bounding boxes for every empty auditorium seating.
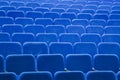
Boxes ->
[23,42,48,56]
[0,0,120,79]
[94,54,119,72]
[66,54,92,73]
[37,54,64,74]
[54,71,85,80]
[6,54,35,75]
[19,72,52,80]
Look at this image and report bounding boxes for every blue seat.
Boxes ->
[66,54,92,73]
[41,3,55,9]
[81,33,101,44]
[19,72,52,80]
[56,4,69,9]
[102,34,120,43]
[24,25,44,34]
[66,25,85,35]
[87,1,100,5]
[17,7,33,12]
[90,19,106,26]
[49,42,73,56]
[54,71,85,80]
[77,13,92,20]
[59,33,80,44]
[0,42,22,56]
[73,42,97,56]
[105,26,120,34]
[109,14,120,19]
[93,14,108,21]
[23,42,48,56]
[67,8,80,14]
[72,19,89,27]
[59,1,73,4]
[87,71,116,80]
[10,1,25,8]
[0,17,14,26]
[35,7,49,13]
[26,11,43,19]
[0,1,9,6]
[26,2,40,8]
[112,5,120,10]
[15,17,34,26]
[51,8,65,14]
[12,33,35,44]
[84,5,97,10]
[61,12,77,20]
[0,10,5,16]
[111,10,120,14]
[107,20,120,26]
[0,72,17,80]
[35,18,53,26]
[7,10,24,18]
[86,25,104,35]
[0,55,4,72]
[81,9,95,15]
[98,5,111,11]
[0,33,10,41]
[6,54,35,75]
[44,12,59,19]
[37,54,64,74]
[46,25,65,35]
[94,54,119,72]
[54,18,71,26]
[36,33,58,44]
[98,42,120,55]
[0,6,16,12]
[70,4,83,9]
[117,71,120,80]
[96,10,109,15]
[2,24,23,35]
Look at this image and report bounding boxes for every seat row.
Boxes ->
[1,32,120,44]
[0,42,120,57]
[0,71,120,80]
[1,17,120,27]
[0,54,119,74]
[1,1,120,8]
